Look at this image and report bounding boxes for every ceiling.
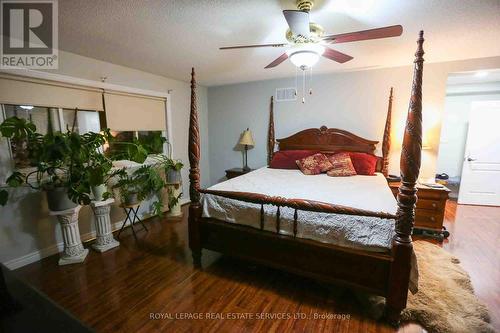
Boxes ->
[58,0,500,86]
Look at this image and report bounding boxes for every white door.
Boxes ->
[458,101,500,206]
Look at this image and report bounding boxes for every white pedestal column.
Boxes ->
[166,183,183,218]
[91,198,119,252]
[49,206,89,266]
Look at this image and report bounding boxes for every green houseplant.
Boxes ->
[106,132,183,216]
[150,154,184,217]
[112,164,166,215]
[83,131,126,201]
[0,117,114,209]
[0,116,80,210]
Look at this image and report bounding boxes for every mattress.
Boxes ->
[202,167,397,252]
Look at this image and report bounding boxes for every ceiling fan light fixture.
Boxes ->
[286,44,324,69]
[289,51,320,69]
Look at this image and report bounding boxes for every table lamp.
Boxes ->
[239,128,255,171]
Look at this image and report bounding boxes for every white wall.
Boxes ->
[207,57,500,186]
[437,81,500,178]
[0,50,210,268]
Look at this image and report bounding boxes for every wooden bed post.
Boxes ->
[381,87,393,177]
[386,31,424,323]
[188,67,202,268]
[267,96,275,165]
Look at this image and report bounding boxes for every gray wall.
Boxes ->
[207,57,500,185]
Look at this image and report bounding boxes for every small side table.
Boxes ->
[388,181,451,240]
[90,198,119,252]
[225,168,254,179]
[117,203,148,240]
[49,206,89,266]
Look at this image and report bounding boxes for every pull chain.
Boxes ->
[309,67,313,95]
[302,69,306,104]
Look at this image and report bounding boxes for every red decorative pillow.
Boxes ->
[269,150,319,169]
[326,153,357,177]
[296,153,333,175]
[349,152,378,175]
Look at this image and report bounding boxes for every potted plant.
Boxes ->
[151,155,184,217]
[0,117,78,210]
[164,158,183,184]
[0,117,114,209]
[86,154,123,201]
[112,170,142,206]
[83,131,125,201]
[112,164,166,215]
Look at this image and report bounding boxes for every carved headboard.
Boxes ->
[267,88,393,175]
[277,126,383,172]
[277,126,378,154]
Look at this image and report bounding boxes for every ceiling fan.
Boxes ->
[219,0,403,70]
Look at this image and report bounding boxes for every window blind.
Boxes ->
[0,74,103,111]
[103,91,166,131]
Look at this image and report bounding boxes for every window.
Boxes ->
[1,104,101,169]
[61,108,101,134]
[104,130,166,162]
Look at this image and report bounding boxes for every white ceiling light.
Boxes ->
[20,105,34,110]
[286,44,325,70]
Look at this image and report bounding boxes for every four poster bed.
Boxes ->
[188,31,426,323]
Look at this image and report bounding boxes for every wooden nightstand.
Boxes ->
[225,168,253,179]
[388,181,451,239]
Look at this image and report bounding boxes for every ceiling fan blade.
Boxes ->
[283,10,310,37]
[322,48,353,63]
[265,53,289,69]
[323,25,403,44]
[220,43,287,50]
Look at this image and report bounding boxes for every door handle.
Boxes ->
[467,157,476,162]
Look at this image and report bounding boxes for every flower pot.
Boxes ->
[46,187,78,212]
[91,184,107,201]
[166,169,182,184]
[124,192,139,206]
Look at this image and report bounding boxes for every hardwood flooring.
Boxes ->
[11,201,500,333]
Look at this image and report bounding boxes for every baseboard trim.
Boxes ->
[3,200,192,271]
[3,243,65,271]
[3,218,128,270]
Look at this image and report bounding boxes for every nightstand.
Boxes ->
[388,182,451,240]
[225,168,254,179]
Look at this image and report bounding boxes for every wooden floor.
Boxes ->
[11,201,500,333]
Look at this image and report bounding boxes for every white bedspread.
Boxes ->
[202,167,419,293]
[202,167,397,252]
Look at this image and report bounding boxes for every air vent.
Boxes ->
[275,87,297,102]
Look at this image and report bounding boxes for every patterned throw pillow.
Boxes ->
[326,153,357,177]
[296,153,333,175]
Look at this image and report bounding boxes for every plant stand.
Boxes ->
[117,203,148,240]
[49,206,89,266]
[90,198,120,252]
[166,183,183,218]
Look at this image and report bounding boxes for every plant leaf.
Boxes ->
[0,190,8,206]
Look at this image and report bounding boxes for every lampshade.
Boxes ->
[239,129,255,146]
[286,44,325,69]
